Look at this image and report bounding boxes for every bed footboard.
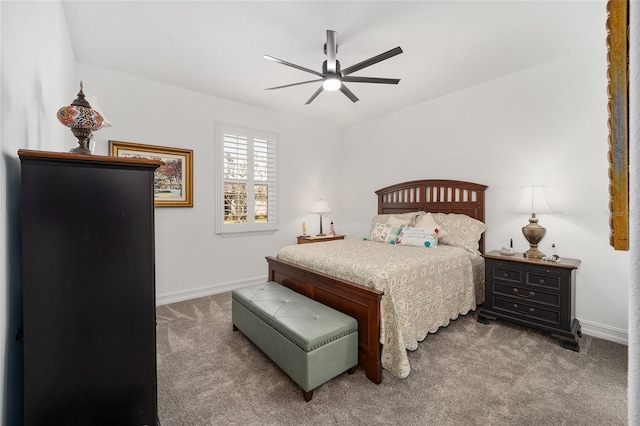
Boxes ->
[266,256,384,384]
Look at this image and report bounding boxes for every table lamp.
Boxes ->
[311,199,331,236]
[513,186,553,259]
[56,82,104,154]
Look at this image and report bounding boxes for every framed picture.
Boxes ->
[109,141,193,207]
[606,0,629,250]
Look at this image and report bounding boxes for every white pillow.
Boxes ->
[396,226,438,248]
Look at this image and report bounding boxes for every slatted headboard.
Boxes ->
[375,179,488,253]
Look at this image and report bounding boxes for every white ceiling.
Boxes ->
[61,1,603,128]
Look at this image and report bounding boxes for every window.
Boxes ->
[215,122,278,234]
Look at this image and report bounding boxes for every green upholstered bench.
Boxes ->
[232,282,358,401]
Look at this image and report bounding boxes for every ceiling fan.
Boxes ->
[263,30,403,105]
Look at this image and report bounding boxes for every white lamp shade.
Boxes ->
[311,199,331,214]
[512,186,553,214]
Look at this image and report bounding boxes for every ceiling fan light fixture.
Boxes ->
[322,76,341,92]
[264,30,403,104]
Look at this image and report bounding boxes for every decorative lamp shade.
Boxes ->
[311,199,331,214]
[84,94,112,128]
[57,105,104,131]
[57,82,105,155]
[512,186,553,214]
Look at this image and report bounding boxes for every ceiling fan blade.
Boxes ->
[263,55,324,77]
[305,86,324,105]
[340,84,359,103]
[341,47,403,76]
[326,30,337,73]
[341,76,400,85]
[265,79,322,90]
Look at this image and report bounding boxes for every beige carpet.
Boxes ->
[156,293,628,425]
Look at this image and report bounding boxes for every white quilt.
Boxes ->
[277,239,484,378]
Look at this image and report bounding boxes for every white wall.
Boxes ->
[0,2,76,424]
[341,4,629,344]
[74,62,344,303]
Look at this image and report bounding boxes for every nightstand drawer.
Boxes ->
[491,266,522,283]
[526,271,560,290]
[492,282,560,308]
[492,297,560,326]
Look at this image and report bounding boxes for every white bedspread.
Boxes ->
[276,239,484,378]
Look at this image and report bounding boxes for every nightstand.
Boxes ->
[478,250,582,351]
[297,234,345,244]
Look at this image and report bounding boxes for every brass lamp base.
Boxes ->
[522,213,546,260]
[69,143,91,155]
[70,127,92,155]
[524,245,545,260]
[316,213,326,236]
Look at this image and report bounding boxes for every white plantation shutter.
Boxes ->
[253,137,277,223]
[216,123,278,234]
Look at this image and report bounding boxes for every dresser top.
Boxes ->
[18,149,164,168]
[483,250,581,269]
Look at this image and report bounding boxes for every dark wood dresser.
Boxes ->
[19,150,162,425]
[478,250,581,351]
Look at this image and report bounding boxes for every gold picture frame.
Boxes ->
[109,140,193,207]
[606,0,629,250]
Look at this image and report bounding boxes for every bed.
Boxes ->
[266,179,488,383]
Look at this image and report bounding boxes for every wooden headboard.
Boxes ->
[375,179,488,253]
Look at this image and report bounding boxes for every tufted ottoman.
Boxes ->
[232,282,358,401]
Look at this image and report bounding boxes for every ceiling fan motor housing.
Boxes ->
[322,60,341,74]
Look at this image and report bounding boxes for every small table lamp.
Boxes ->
[56,82,104,155]
[311,199,331,236]
[513,186,553,259]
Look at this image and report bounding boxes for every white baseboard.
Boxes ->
[155,276,267,306]
[579,318,628,345]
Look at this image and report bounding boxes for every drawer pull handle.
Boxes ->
[513,304,534,314]
[513,288,535,298]
[503,272,509,278]
[538,278,545,284]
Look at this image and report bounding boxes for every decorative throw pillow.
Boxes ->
[368,212,422,237]
[396,226,439,248]
[412,212,448,238]
[430,213,486,251]
[370,223,403,244]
